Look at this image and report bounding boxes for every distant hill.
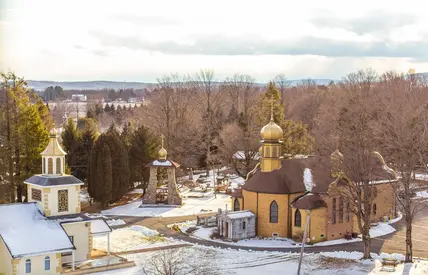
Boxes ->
[27,78,338,91]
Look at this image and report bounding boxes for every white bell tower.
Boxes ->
[41,128,67,175]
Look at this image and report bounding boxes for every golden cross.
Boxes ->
[270,95,274,121]
[160,134,164,148]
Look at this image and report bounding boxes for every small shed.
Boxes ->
[217,210,256,241]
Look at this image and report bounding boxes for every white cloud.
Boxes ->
[1,0,428,81]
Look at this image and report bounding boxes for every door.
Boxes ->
[226,222,229,238]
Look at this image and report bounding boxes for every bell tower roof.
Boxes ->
[158,134,167,160]
[260,96,283,142]
[41,128,67,156]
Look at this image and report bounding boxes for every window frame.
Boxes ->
[294,209,302,227]
[338,197,344,224]
[233,198,240,211]
[44,256,50,271]
[269,201,279,223]
[25,259,31,273]
[332,198,337,224]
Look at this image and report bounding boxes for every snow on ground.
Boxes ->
[388,212,403,224]
[106,219,126,227]
[90,245,428,275]
[80,189,90,203]
[190,222,396,248]
[93,225,181,253]
[167,220,197,233]
[416,191,428,199]
[101,192,231,217]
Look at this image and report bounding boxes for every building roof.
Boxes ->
[24,175,84,187]
[48,213,91,223]
[230,188,243,198]
[90,219,112,235]
[41,131,67,156]
[290,192,327,210]
[145,159,180,168]
[242,156,396,195]
[0,203,74,258]
[220,210,255,219]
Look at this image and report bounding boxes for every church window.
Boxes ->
[294,209,302,227]
[58,189,68,212]
[346,199,350,222]
[43,157,46,174]
[233,198,240,211]
[48,158,53,174]
[56,158,62,174]
[270,201,278,223]
[339,197,344,223]
[332,198,337,224]
[373,204,377,215]
[44,256,50,271]
[25,259,31,273]
[31,188,41,201]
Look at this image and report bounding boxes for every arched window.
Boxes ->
[56,158,61,174]
[233,198,240,211]
[339,197,344,223]
[346,199,350,222]
[332,198,337,224]
[294,209,302,227]
[25,259,31,273]
[44,256,50,270]
[48,158,53,174]
[373,204,377,215]
[270,201,278,223]
[42,157,46,174]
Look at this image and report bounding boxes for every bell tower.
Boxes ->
[260,97,283,172]
[41,128,67,175]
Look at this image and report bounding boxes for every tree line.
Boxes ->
[2,68,428,262]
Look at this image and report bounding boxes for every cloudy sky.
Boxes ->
[1,0,428,82]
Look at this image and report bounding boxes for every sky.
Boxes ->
[1,0,428,82]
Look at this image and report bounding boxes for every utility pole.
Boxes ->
[297,209,311,275]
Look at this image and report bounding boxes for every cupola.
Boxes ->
[41,128,67,175]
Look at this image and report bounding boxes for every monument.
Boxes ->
[141,135,182,205]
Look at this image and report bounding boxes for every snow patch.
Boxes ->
[106,219,126,227]
[303,168,313,191]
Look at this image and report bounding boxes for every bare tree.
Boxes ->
[326,69,385,259]
[272,74,290,106]
[376,71,428,262]
[142,248,218,275]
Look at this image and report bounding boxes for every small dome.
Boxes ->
[260,119,283,141]
[158,147,167,160]
[49,127,57,137]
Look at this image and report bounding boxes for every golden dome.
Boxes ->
[158,134,167,160]
[158,147,167,160]
[260,118,283,141]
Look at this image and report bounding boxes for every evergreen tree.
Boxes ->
[101,144,113,208]
[104,104,111,113]
[120,121,134,151]
[254,82,314,156]
[129,126,159,192]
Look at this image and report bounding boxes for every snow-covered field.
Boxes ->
[93,225,182,253]
[188,221,397,248]
[416,191,428,199]
[101,192,231,217]
[106,219,126,227]
[90,245,428,275]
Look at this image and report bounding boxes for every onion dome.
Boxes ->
[260,117,283,141]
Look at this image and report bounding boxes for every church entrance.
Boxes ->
[225,222,229,238]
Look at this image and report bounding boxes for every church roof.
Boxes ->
[145,159,180,168]
[242,156,396,195]
[24,175,84,187]
[41,133,67,156]
[0,203,74,258]
[290,192,327,210]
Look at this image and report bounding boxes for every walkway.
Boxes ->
[105,201,428,257]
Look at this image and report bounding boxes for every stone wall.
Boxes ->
[142,168,157,204]
[167,168,182,205]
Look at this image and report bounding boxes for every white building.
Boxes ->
[217,210,256,241]
[0,129,111,275]
[71,94,87,102]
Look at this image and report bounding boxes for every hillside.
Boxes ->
[27,79,337,91]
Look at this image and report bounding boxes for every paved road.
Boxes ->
[104,201,428,257]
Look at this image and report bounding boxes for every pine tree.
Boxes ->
[129,126,159,192]
[101,144,113,208]
[254,82,314,156]
[120,121,134,151]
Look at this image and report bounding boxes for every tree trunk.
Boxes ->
[362,233,371,259]
[405,222,413,262]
